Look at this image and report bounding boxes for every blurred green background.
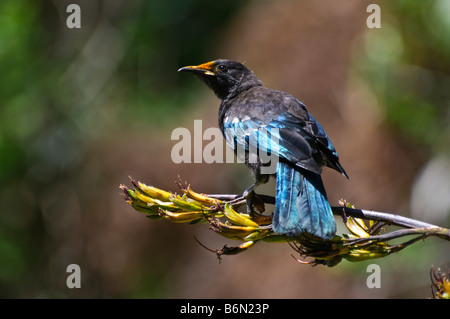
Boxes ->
[0,0,449,298]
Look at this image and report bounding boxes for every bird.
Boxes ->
[178,59,349,240]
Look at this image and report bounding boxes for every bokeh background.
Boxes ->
[1,0,449,298]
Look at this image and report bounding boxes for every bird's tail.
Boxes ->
[272,161,336,240]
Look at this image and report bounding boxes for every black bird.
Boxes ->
[178,59,348,240]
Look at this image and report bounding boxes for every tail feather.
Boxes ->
[273,161,336,240]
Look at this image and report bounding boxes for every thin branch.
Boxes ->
[122,179,450,267]
[333,206,439,229]
[207,193,442,230]
[344,227,449,245]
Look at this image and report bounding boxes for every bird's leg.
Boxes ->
[242,175,269,215]
[243,183,258,215]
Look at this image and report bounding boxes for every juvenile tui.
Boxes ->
[178,59,349,240]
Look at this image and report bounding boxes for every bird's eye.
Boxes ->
[217,64,228,72]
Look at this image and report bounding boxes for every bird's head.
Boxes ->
[178,59,262,100]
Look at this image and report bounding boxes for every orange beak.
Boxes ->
[178,61,216,76]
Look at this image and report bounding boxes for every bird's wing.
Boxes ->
[276,112,349,178]
[223,116,323,174]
